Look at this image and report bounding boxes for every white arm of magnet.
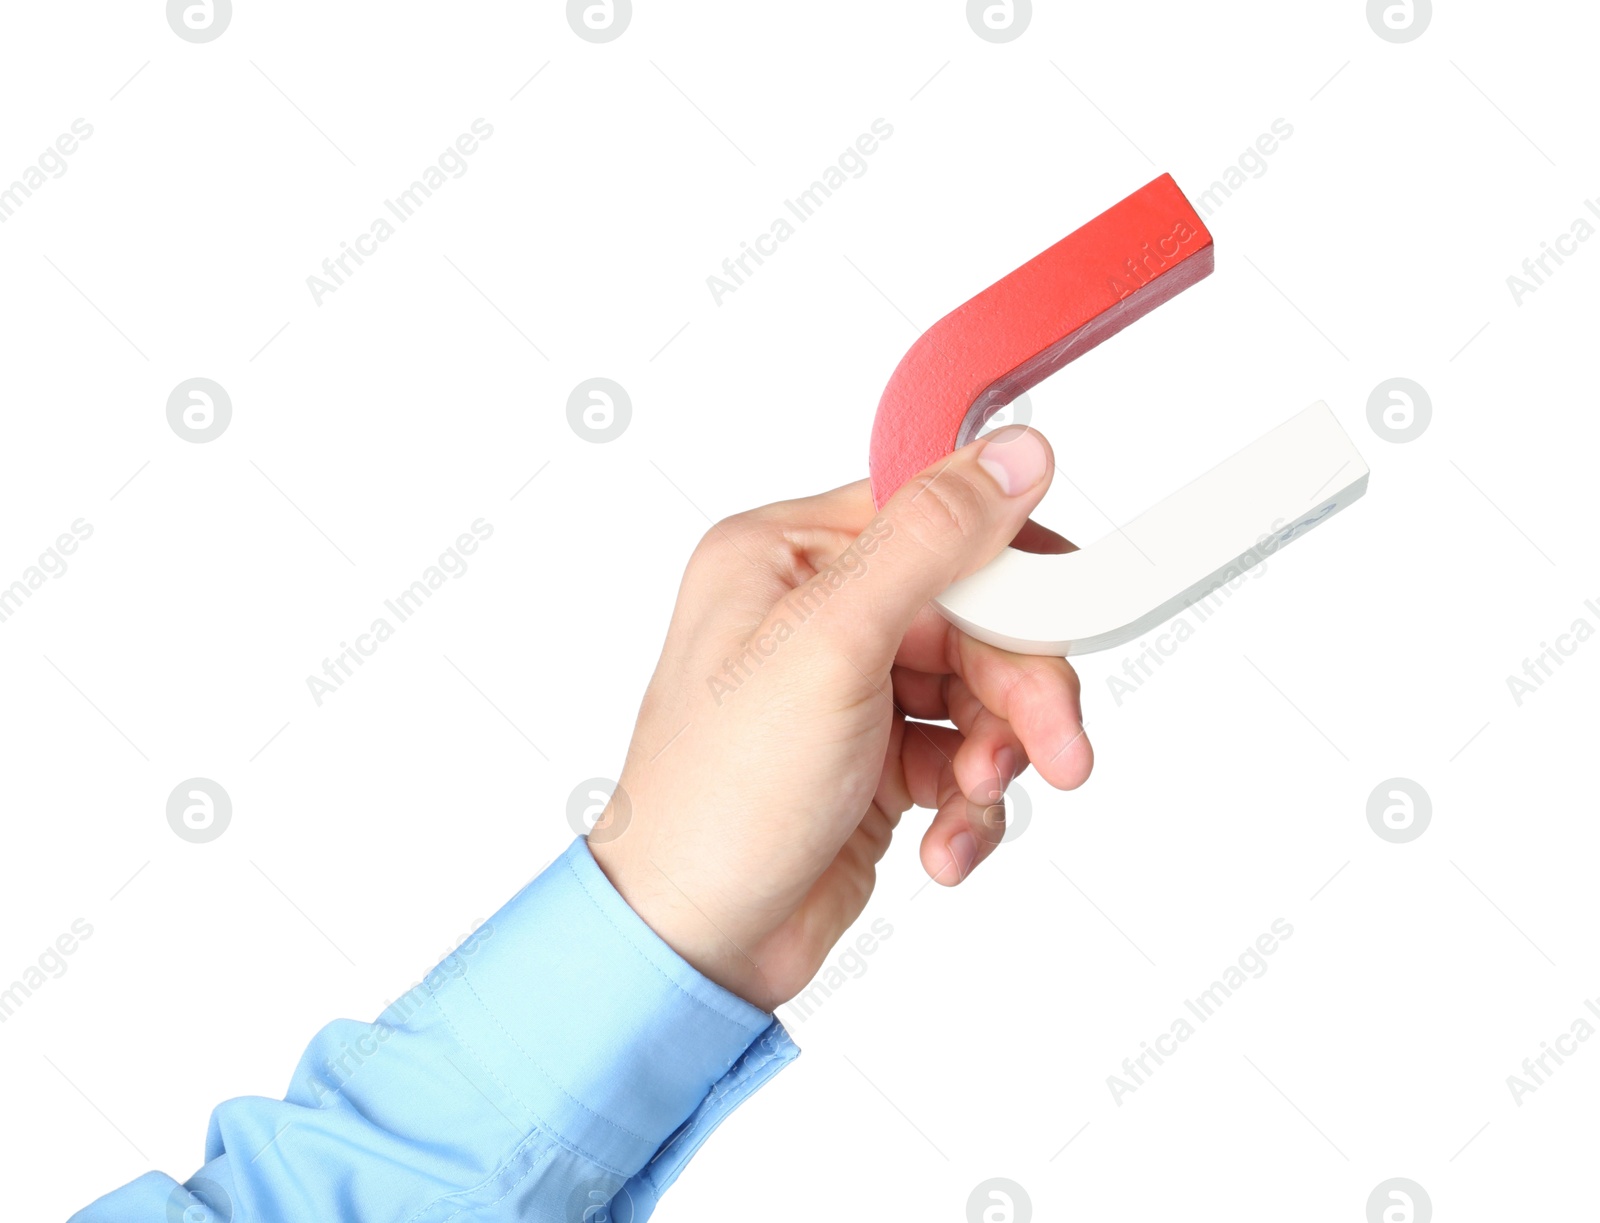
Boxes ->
[936,402,1370,656]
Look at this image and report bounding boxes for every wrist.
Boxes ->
[588,838,773,1011]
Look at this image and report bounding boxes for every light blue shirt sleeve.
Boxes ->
[71,837,799,1222]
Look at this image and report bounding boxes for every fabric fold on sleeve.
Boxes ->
[70,836,798,1223]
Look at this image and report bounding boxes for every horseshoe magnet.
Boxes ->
[867,173,1369,656]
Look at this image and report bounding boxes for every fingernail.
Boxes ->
[977,426,1048,496]
[949,830,977,880]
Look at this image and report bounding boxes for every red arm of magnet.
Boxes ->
[868,173,1214,508]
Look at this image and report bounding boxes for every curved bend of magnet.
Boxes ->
[867,173,1370,657]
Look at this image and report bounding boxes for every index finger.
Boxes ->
[895,608,1092,792]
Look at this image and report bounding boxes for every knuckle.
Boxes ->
[899,471,987,550]
[1024,655,1082,705]
[1004,660,1055,703]
[713,509,759,538]
[692,512,758,563]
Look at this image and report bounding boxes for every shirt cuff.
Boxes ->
[431,836,799,1181]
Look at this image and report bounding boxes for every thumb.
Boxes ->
[806,425,1054,662]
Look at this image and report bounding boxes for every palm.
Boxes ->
[596,477,1091,1012]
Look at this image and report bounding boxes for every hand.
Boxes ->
[588,427,1093,1012]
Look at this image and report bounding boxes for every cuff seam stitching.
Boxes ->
[644,1023,796,1193]
[454,966,653,1147]
[425,975,634,1179]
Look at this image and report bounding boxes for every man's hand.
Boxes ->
[588,426,1093,1012]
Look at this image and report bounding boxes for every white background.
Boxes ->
[2,1,1596,1219]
